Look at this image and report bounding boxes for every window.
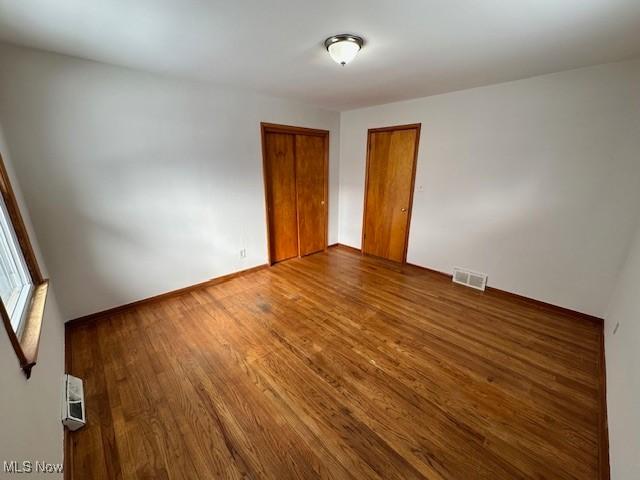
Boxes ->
[0,199,34,334]
[0,152,48,378]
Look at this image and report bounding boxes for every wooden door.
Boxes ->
[264,132,298,263]
[362,124,420,262]
[262,123,329,264]
[295,134,327,256]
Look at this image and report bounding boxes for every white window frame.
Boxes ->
[0,193,34,335]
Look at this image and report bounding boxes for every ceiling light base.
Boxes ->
[324,34,364,66]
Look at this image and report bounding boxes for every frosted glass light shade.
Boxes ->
[325,35,363,66]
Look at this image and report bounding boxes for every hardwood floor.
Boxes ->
[66,246,604,479]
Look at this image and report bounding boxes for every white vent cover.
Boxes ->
[452,267,488,291]
[61,374,86,431]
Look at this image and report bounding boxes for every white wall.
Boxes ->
[0,124,65,478]
[1,41,639,480]
[605,217,640,480]
[339,60,640,318]
[0,43,340,320]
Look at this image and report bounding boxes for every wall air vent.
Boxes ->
[452,267,488,291]
[61,374,86,431]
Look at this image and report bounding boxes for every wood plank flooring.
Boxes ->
[66,246,604,479]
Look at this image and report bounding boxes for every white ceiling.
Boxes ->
[1,0,640,111]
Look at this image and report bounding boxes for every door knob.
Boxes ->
[401,208,407,212]
[321,201,325,205]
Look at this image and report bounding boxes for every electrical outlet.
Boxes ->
[613,322,620,335]
[240,248,247,258]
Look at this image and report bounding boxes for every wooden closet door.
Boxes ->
[362,125,420,262]
[264,132,298,263]
[295,134,326,256]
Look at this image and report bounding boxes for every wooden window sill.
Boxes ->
[3,280,49,379]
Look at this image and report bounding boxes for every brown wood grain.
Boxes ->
[260,123,329,137]
[0,151,49,378]
[295,134,326,256]
[261,123,329,264]
[18,280,49,376]
[264,132,299,263]
[599,327,610,480]
[0,152,43,284]
[66,246,605,479]
[362,124,420,263]
[67,263,269,327]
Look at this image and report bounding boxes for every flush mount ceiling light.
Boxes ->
[324,34,364,66]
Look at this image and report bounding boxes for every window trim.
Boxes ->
[0,152,48,379]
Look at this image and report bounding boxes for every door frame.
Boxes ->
[361,123,421,263]
[260,122,330,265]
